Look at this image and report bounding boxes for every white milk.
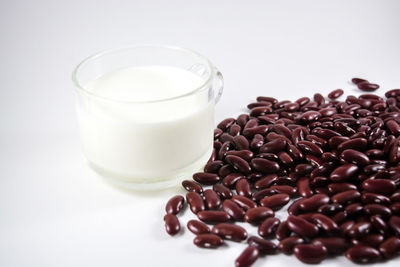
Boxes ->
[76,66,214,184]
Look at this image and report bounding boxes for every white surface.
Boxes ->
[0,0,400,266]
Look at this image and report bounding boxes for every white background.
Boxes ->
[1,0,400,266]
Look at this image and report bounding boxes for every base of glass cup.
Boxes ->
[85,147,212,191]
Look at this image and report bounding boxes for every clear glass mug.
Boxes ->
[72,45,223,190]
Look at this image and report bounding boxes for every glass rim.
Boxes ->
[72,44,216,104]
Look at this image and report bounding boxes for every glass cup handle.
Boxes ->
[213,68,224,104]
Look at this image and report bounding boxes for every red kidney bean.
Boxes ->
[164,214,180,236]
[258,217,280,238]
[389,215,400,236]
[317,203,343,215]
[250,134,264,151]
[370,215,390,236]
[256,96,278,103]
[220,133,234,143]
[287,215,319,238]
[204,160,224,173]
[259,139,287,154]
[250,158,280,173]
[217,118,235,131]
[194,233,224,248]
[203,189,221,210]
[357,81,380,92]
[361,192,391,205]
[222,199,245,221]
[294,163,314,176]
[278,236,304,254]
[247,101,272,109]
[352,234,384,248]
[186,192,205,214]
[222,173,245,187]
[193,172,220,185]
[299,194,330,212]
[226,150,254,162]
[379,237,400,259]
[347,222,372,238]
[287,144,304,160]
[212,223,247,242]
[260,193,290,210]
[345,245,381,263]
[297,140,323,156]
[182,180,203,194]
[352,77,368,84]
[293,244,328,264]
[312,237,348,255]
[364,204,392,218]
[337,137,368,151]
[197,210,230,224]
[328,182,357,194]
[331,190,361,205]
[219,164,234,177]
[232,195,257,210]
[340,149,370,166]
[229,124,241,136]
[165,195,185,215]
[297,177,313,198]
[247,236,277,254]
[244,207,274,224]
[187,220,210,235]
[270,185,297,196]
[233,135,249,150]
[362,178,396,195]
[235,179,252,198]
[226,155,252,174]
[328,136,349,149]
[252,188,277,202]
[392,203,400,215]
[310,213,340,234]
[212,184,233,199]
[328,89,344,99]
[235,245,259,267]
[253,174,277,189]
[329,164,359,182]
[345,203,364,217]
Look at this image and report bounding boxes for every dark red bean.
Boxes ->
[252,188,277,202]
[293,244,328,264]
[364,204,392,218]
[260,193,290,210]
[361,178,396,195]
[250,158,280,174]
[275,220,291,241]
[229,124,242,136]
[232,195,258,210]
[337,137,368,151]
[247,101,271,109]
[361,192,391,205]
[352,234,384,248]
[328,89,344,99]
[379,237,400,259]
[213,184,233,199]
[345,203,364,217]
[299,194,330,212]
[287,215,319,238]
[194,233,224,248]
[331,190,361,205]
[235,179,252,198]
[253,174,278,189]
[222,199,245,221]
[259,139,287,154]
[250,134,264,151]
[357,81,380,92]
[314,93,325,105]
[310,213,340,234]
[329,164,359,182]
[204,160,224,173]
[187,220,210,235]
[193,172,220,185]
[345,245,381,263]
[270,185,297,196]
[182,180,203,194]
[294,163,314,176]
[212,223,247,241]
[340,149,370,166]
[226,155,252,174]
[219,164,234,178]
[203,189,221,210]
[328,182,357,194]
[389,215,400,236]
[312,237,348,255]
[392,203,400,215]
[165,195,185,215]
[278,236,304,254]
[352,78,368,84]
[317,203,343,215]
[370,215,390,236]
[197,210,230,223]
[186,192,205,214]
[235,245,259,267]
[233,135,250,150]
[244,207,274,224]
[256,96,278,103]
[297,140,323,156]
[297,177,313,198]
[347,222,372,238]
[247,236,277,254]
[217,118,235,131]
[164,214,180,236]
[258,217,280,238]
[222,173,245,187]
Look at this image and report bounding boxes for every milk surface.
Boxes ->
[76,66,214,183]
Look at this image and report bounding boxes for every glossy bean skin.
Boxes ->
[293,244,328,264]
[361,192,391,205]
[345,245,381,263]
[247,236,277,254]
[299,194,330,212]
[364,204,392,218]
[182,180,203,194]
[309,213,340,234]
[250,158,280,173]
[340,149,370,166]
[236,179,252,198]
[165,195,185,215]
[226,155,252,174]
[362,178,396,195]
[347,222,372,238]
[222,199,245,221]
[297,177,313,198]
[330,164,359,182]
[235,246,259,267]
[253,174,278,189]
[212,223,247,241]
[186,192,205,214]
[194,234,224,248]
[213,184,233,199]
[258,217,280,238]
[164,214,180,236]
[331,190,361,205]
[260,193,290,210]
[287,215,319,238]
[232,195,258,210]
[193,172,220,185]
[379,237,400,259]
[389,215,400,236]
[312,237,348,255]
[222,173,245,187]
[357,82,380,92]
[244,207,274,224]
[278,236,304,254]
[275,220,291,241]
[187,220,210,235]
[328,89,344,99]
[197,211,230,224]
[203,189,221,210]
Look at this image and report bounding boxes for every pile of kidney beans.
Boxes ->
[163,78,400,266]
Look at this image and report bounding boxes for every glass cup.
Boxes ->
[72,45,223,190]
